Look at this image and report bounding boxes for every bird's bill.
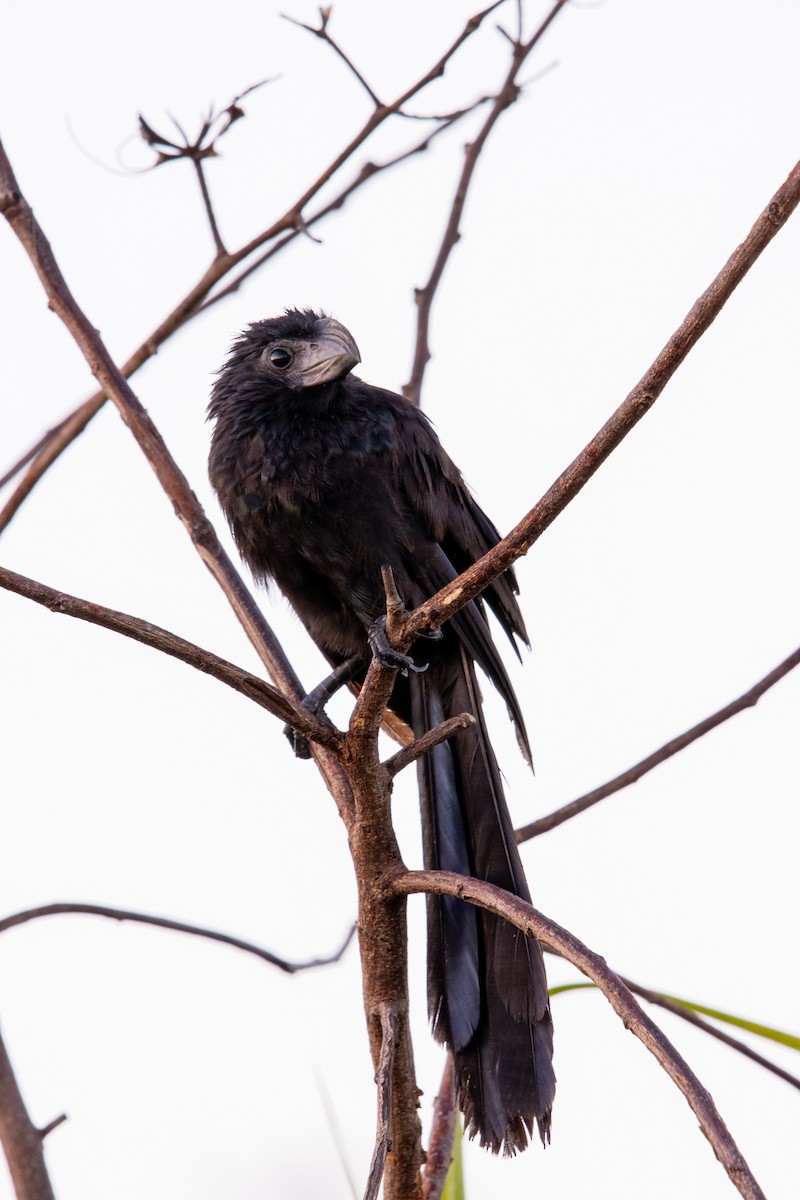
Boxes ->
[300,318,361,387]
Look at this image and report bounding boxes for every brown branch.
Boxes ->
[518,645,800,840]
[192,158,227,257]
[364,1003,400,1200]
[384,714,474,778]
[0,137,354,823]
[403,0,570,405]
[421,1056,457,1200]
[389,870,766,1200]
[401,155,800,643]
[0,904,357,974]
[0,1026,58,1200]
[36,1116,67,1141]
[344,687,424,1199]
[0,563,342,752]
[283,8,383,107]
[0,3,503,533]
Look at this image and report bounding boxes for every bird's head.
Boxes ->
[211,309,361,413]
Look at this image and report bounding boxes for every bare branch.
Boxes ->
[421,1056,457,1200]
[364,1003,400,1200]
[403,0,570,405]
[518,645,800,840]
[0,563,343,752]
[283,8,383,107]
[0,904,356,974]
[384,714,474,778]
[389,869,766,1200]
[0,1026,57,1200]
[402,155,800,643]
[37,1115,67,1141]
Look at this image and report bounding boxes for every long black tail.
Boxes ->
[411,646,555,1155]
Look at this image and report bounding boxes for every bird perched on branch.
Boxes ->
[208,309,555,1153]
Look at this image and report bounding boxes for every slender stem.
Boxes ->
[0,904,355,974]
[384,714,474,778]
[192,158,227,257]
[404,0,571,404]
[517,646,800,840]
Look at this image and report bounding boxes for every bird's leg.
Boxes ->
[368,615,431,676]
[284,653,366,759]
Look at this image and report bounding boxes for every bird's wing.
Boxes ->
[381,389,533,762]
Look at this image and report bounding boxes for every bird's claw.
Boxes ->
[284,690,321,759]
[283,721,312,760]
[368,617,427,677]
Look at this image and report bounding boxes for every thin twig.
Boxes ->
[364,1003,400,1200]
[0,563,343,751]
[37,1115,67,1140]
[403,0,570,405]
[421,1055,457,1200]
[0,904,356,974]
[389,870,766,1200]
[192,158,227,256]
[384,714,474,778]
[0,1026,58,1200]
[401,155,800,643]
[283,9,383,107]
[517,645,800,840]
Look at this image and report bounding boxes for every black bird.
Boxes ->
[208,309,555,1154]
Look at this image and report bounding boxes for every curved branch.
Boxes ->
[388,869,766,1200]
[402,156,800,643]
[0,904,356,974]
[518,645,800,840]
[0,563,343,751]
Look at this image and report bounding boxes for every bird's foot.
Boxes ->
[368,616,427,676]
[284,719,313,760]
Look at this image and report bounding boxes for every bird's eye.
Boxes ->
[268,347,293,369]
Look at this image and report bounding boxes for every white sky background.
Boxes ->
[1,1,799,1197]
